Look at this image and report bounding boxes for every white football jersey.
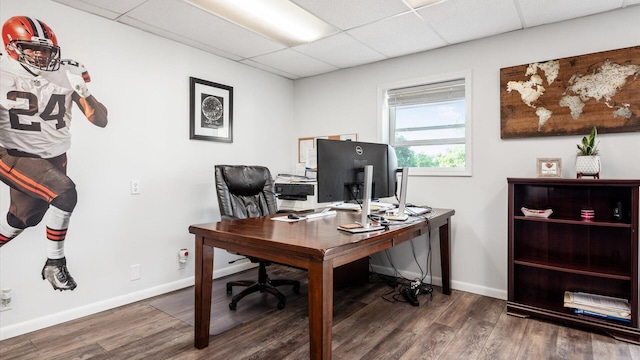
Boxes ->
[0,54,88,158]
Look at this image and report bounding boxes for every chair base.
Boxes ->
[226,262,300,310]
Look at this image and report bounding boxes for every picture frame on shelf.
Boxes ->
[536,158,561,177]
[189,77,233,143]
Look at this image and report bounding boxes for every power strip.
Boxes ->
[401,287,420,306]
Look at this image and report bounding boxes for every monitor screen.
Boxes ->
[316,139,398,203]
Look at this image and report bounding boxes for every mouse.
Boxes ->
[288,213,300,220]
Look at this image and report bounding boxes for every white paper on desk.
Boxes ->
[272,216,302,222]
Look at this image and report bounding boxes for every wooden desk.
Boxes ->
[189,208,455,359]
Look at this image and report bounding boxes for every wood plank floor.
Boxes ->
[2,265,640,359]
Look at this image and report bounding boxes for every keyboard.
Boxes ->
[329,202,395,212]
[405,206,432,215]
[329,203,360,211]
[301,210,337,219]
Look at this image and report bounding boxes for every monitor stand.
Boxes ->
[385,167,409,221]
[339,165,384,233]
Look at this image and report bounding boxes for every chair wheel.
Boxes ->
[277,301,285,310]
[229,302,237,310]
[293,284,300,294]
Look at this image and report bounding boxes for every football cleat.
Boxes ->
[41,257,77,291]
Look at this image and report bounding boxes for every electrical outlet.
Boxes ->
[130,180,141,195]
[177,257,186,270]
[177,249,188,270]
[130,264,141,281]
[1,288,12,311]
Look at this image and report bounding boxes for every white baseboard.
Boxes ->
[2,262,505,340]
[0,261,258,341]
[370,264,443,287]
[452,279,507,300]
[213,260,257,279]
[370,264,507,300]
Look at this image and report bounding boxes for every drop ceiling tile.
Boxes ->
[118,17,244,61]
[291,0,411,30]
[121,0,286,59]
[239,59,301,80]
[419,0,522,43]
[294,33,387,69]
[347,12,447,58]
[53,0,147,19]
[249,49,339,78]
[52,0,640,79]
[516,0,624,27]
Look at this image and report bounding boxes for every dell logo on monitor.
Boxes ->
[355,146,363,155]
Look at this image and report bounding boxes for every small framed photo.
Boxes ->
[537,158,562,177]
[189,77,233,143]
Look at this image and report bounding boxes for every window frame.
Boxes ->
[378,70,473,177]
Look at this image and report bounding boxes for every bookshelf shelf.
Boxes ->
[514,215,633,228]
[507,178,640,343]
[514,259,631,280]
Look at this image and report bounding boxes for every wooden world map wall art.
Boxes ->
[500,46,640,139]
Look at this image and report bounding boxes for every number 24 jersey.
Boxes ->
[0,54,91,158]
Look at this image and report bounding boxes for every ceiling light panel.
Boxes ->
[123,0,286,59]
[185,0,337,46]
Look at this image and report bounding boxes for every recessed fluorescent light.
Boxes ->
[406,0,447,9]
[185,0,336,46]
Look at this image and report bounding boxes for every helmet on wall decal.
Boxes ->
[2,16,61,72]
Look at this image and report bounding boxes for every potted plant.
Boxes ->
[576,126,600,179]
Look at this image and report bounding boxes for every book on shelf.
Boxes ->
[563,291,631,320]
[572,308,631,323]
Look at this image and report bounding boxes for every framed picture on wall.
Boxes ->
[189,77,233,142]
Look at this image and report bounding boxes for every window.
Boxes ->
[381,72,472,176]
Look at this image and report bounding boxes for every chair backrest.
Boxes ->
[214,165,278,221]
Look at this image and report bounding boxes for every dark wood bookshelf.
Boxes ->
[508,178,640,343]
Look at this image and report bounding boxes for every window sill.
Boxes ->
[408,167,472,177]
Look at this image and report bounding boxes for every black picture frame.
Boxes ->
[189,77,233,143]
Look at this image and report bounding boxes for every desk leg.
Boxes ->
[194,235,214,349]
[439,218,452,295]
[308,259,333,360]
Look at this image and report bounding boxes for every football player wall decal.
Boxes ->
[0,16,109,291]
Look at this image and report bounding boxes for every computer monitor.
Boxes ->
[316,139,398,232]
[316,139,397,203]
[386,167,409,221]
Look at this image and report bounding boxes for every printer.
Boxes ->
[274,183,314,201]
[274,180,319,211]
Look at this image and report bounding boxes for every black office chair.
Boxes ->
[214,165,300,310]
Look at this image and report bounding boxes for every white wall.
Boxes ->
[2,0,639,341]
[294,6,640,299]
[0,0,295,339]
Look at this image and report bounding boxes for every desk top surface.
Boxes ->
[189,208,454,260]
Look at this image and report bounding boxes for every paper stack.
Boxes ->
[564,291,631,323]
